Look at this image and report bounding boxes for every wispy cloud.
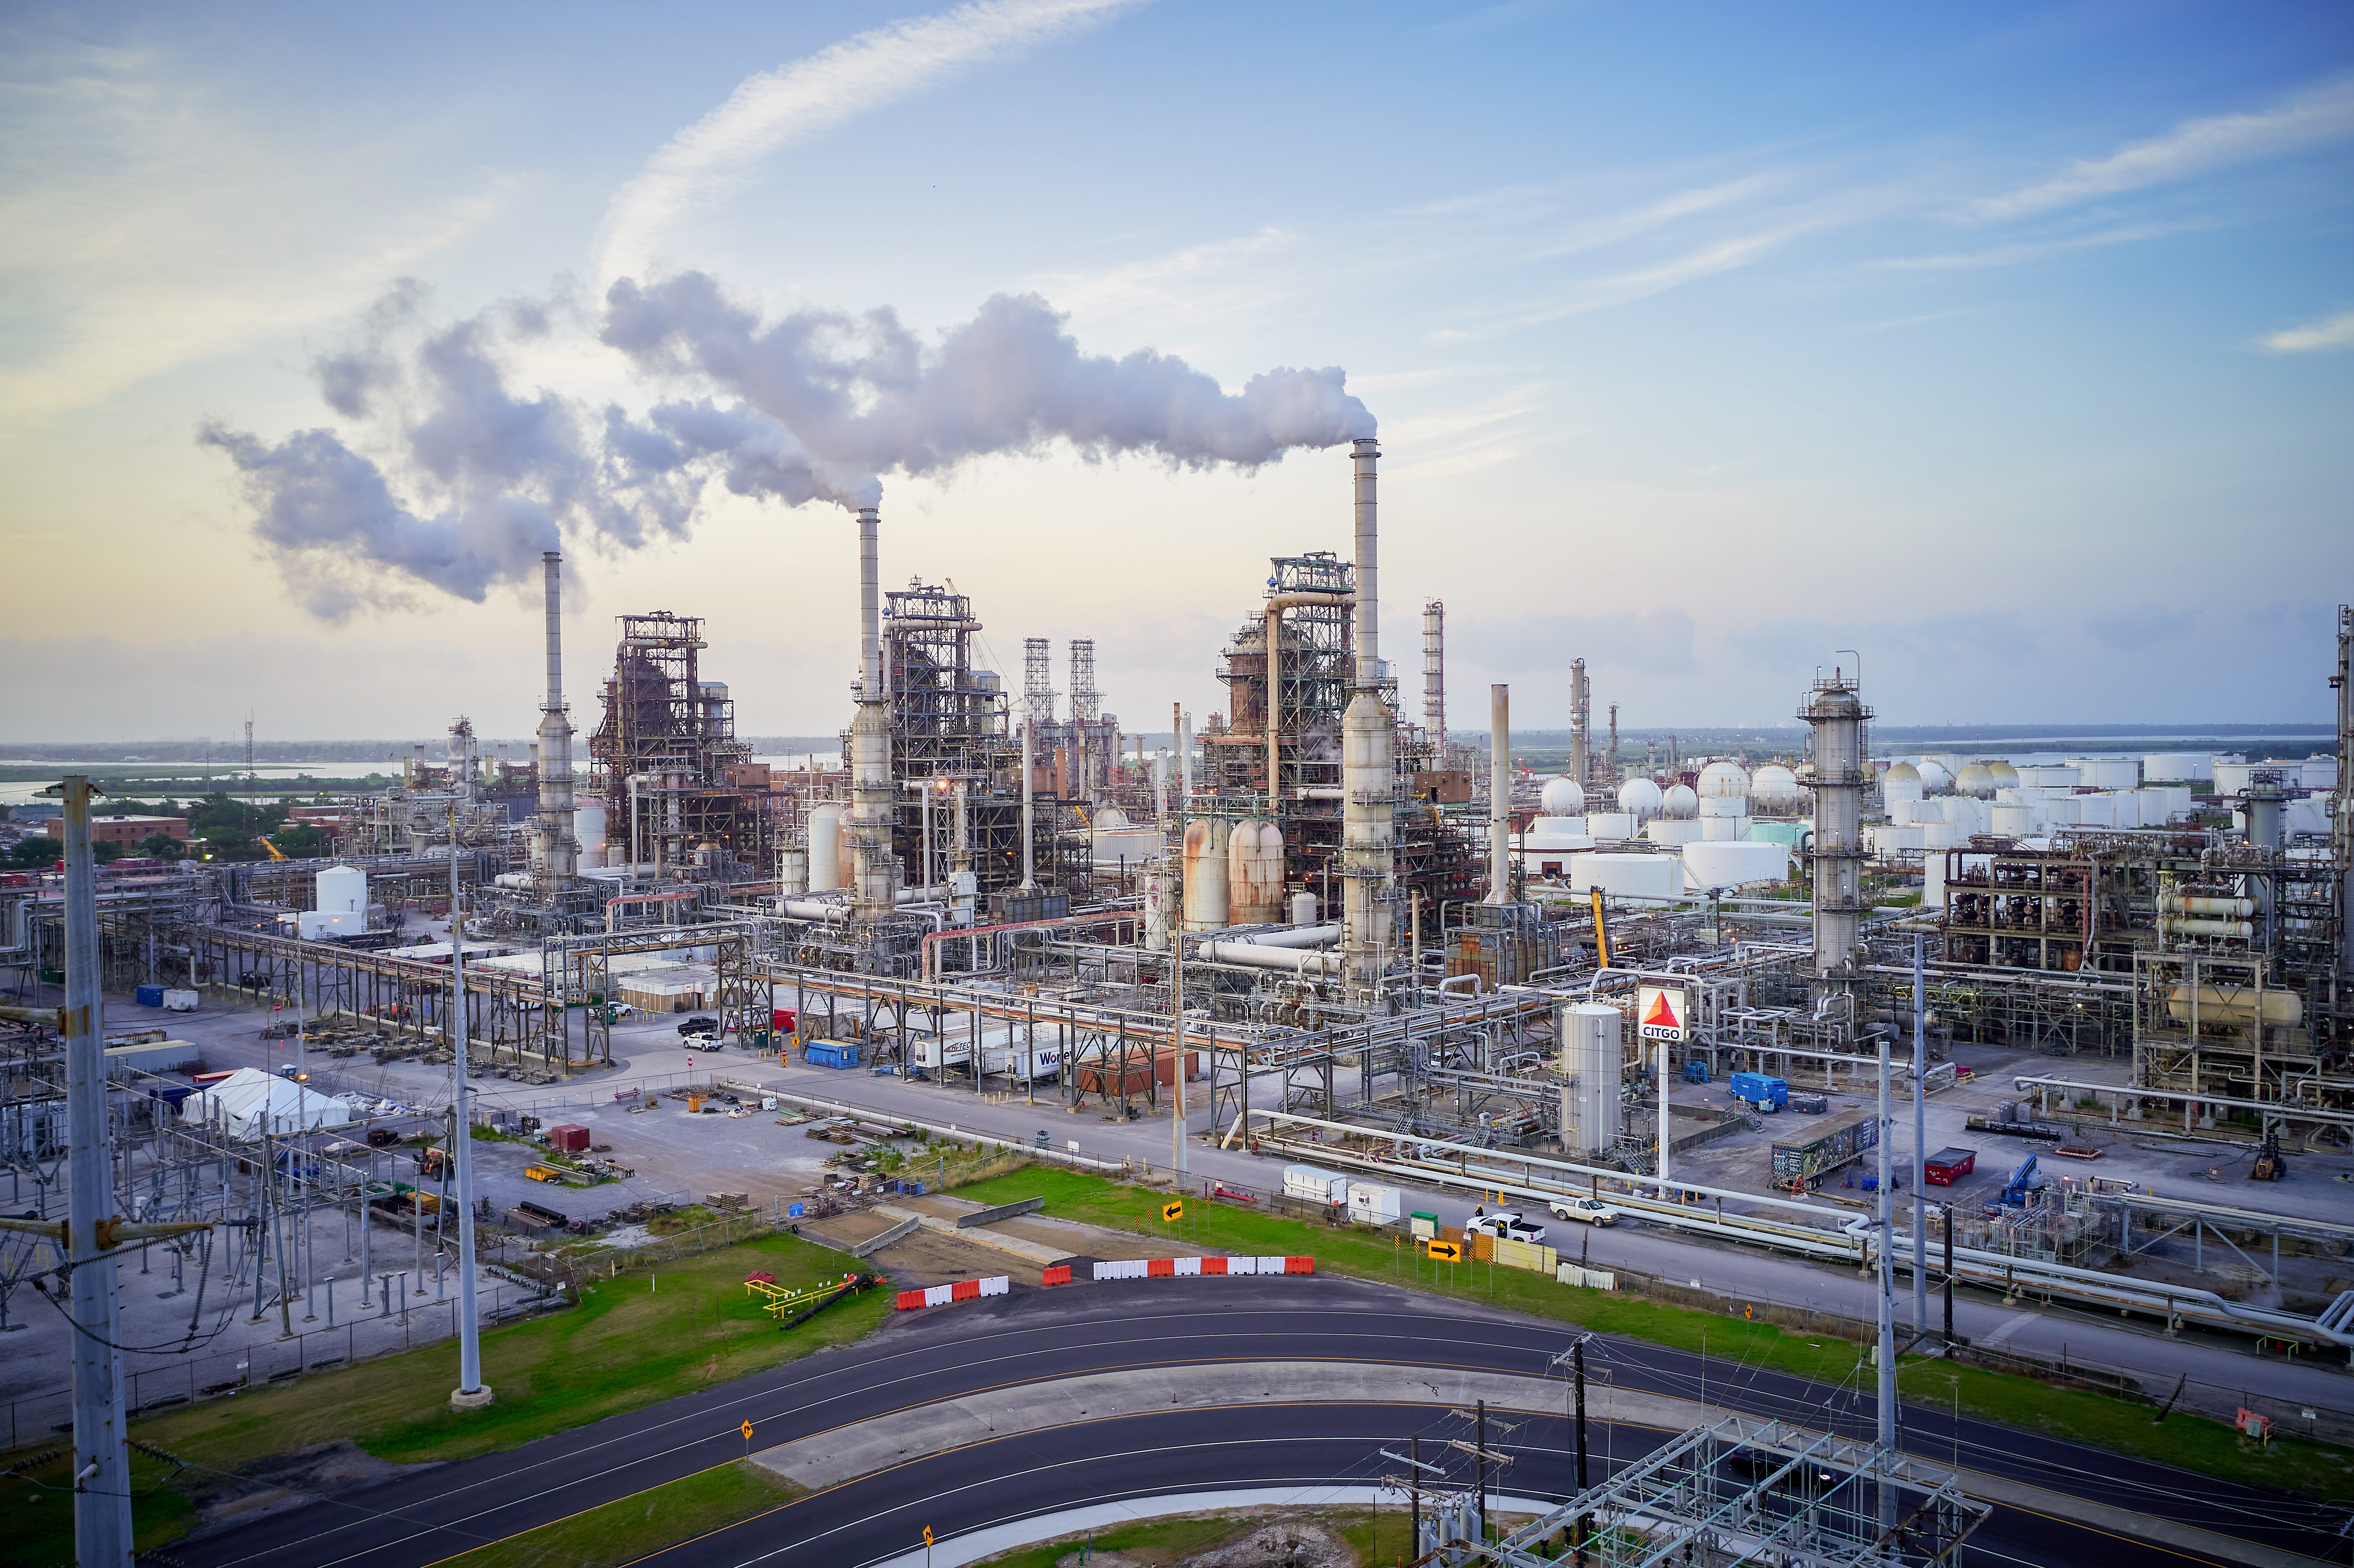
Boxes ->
[2259,308,2354,354]
[1872,219,2205,272]
[0,41,509,422]
[594,0,1141,285]
[1971,75,2354,221]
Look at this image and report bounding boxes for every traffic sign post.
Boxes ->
[1161,1199,1183,1224]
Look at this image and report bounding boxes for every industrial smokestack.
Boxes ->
[533,551,577,891]
[1487,684,1510,905]
[850,507,900,920]
[1341,439,1394,989]
[1423,600,1445,751]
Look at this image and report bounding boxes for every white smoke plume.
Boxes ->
[202,286,693,618]
[600,271,1376,506]
[205,270,1376,619]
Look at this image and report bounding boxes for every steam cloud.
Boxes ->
[204,271,1375,618]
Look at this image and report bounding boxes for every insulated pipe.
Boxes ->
[1195,938,1342,974]
[1214,922,1343,949]
[1262,592,1355,811]
[1486,684,1510,903]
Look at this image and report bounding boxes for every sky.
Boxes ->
[2,0,2350,744]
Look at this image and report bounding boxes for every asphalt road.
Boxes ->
[175,1276,2346,1568]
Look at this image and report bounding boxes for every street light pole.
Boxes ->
[448,812,490,1412]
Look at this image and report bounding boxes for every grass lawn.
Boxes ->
[950,1164,2354,1501]
[0,1229,887,1562]
[432,1459,798,1568]
[968,1512,1256,1567]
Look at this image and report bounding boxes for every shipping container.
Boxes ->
[806,1042,861,1070]
[1283,1164,1347,1204]
[1769,1108,1880,1189]
[1346,1182,1401,1225]
[134,984,165,1007]
[1728,1072,1787,1111]
[546,1123,590,1153]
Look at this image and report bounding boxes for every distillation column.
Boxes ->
[1341,436,1395,988]
[850,507,902,921]
[533,552,578,893]
[1423,600,1445,752]
[1485,683,1511,903]
[1801,671,1871,980]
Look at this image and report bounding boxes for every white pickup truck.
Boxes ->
[1546,1196,1622,1227]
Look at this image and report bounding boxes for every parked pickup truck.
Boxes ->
[1467,1209,1548,1245]
[1546,1196,1621,1227]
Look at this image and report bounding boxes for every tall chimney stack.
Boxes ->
[850,507,900,920]
[1340,437,1395,990]
[1486,683,1511,904]
[533,551,577,892]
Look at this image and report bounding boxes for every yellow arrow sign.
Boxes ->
[741,1419,754,1441]
[923,1526,935,1547]
[1426,1239,1464,1263]
[1161,1200,1183,1223]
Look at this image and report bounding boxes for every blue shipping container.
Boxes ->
[135,984,165,1006]
[1729,1072,1788,1111]
[806,1042,861,1070]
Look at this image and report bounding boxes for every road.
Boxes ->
[174,1276,2346,1568]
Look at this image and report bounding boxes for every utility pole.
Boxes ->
[1876,1022,1897,1532]
[1912,933,1928,1335]
[1476,1398,1488,1544]
[1171,930,1188,1179]
[448,812,491,1412]
[1548,1333,1593,1566]
[63,775,132,1565]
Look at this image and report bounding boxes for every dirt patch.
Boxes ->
[184,1439,438,1538]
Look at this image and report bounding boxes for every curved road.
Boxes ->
[177,1277,2345,1568]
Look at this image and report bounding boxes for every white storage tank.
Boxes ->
[576,802,609,870]
[1616,777,1664,820]
[2143,752,2215,783]
[1992,803,2036,836]
[1227,820,1286,924]
[1699,813,1751,841]
[1182,817,1231,931]
[1289,891,1318,926]
[315,864,367,915]
[2018,765,2080,789]
[1881,762,1922,806]
[2068,757,2142,790]
[1955,763,1996,798]
[1750,764,1802,812]
[1583,811,1636,841]
[806,803,844,890]
[1985,761,2019,789]
[1681,839,1790,887]
[1570,852,1678,900]
[1539,776,1586,815]
[1557,1002,1624,1157]
[1660,783,1698,818]
[1915,760,1953,793]
[1696,760,1749,800]
[1142,865,1172,950]
[1645,818,1703,845]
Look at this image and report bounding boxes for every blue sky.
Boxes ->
[2,1,2349,742]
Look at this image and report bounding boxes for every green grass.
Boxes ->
[950,1164,2354,1501]
[0,1229,887,1563]
[433,1459,797,1568]
[1,1445,196,1567]
[968,1512,1255,1566]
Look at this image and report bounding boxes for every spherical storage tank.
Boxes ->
[1616,777,1663,820]
[1986,761,2019,788]
[315,864,367,915]
[1955,763,1996,798]
[1539,776,1585,816]
[1696,761,1750,800]
[1915,760,1953,793]
[1660,783,1698,818]
[1750,764,1801,812]
[1882,762,1922,806]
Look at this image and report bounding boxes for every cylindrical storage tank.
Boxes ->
[1141,865,1171,951]
[315,864,367,915]
[1698,793,1745,818]
[1584,811,1635,840]
[806,803,844,890]
[1182,818,1231,931]
[576,802,609,869]
[1955,763,1996,797]
[1701,813,1750,840]
[1660,783,1698,818]
[775,846,808,897]
[2142,752,2212,783]
[1696,761,1749,800]
[1915,760,1953,793]
[1539,776,1585,816]
[1557,1002,1624,1157]
[1882,761,1921,806]
[1290,890,1318,927]
[1616,777,1663,820]
[1227,820,1286,925]
[1991,803,2035,836]
[1646,818,1703,845]
[1750,763,1802,812]
[1683,839,1791,887]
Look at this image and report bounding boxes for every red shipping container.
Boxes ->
[547,1123,590,1153]
[1923,1148,1977,1185]
[773,1008,797,1033]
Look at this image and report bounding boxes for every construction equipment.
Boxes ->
[258,835,289,861]
[744,1270,880,1329]
[2001,1154,2043,1207]
[2252,1133,2287,1182]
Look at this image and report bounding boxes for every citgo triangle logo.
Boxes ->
[1643,992,1681,1032]
[1638,986,1686,1040]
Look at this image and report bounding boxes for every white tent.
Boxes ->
[180,1067,355,1139]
